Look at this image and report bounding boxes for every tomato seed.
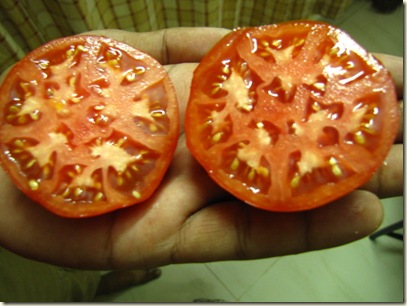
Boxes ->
[115,138,126,147]
[248,168,256,181]
[345,61,355,69]
[77,45,88,52]
[331,164,342,177]
[212,132,222,142]
[28,179,39,190]
[290,173,301,188]
[45,88,55,99]
[17,116,27,124]
[211,86,221,95]
[74,187,84,197]
[293,38,305,47]
[94,192,104,201]
[68,76,77,87]
[20,82,31,95]
[8,106,20,113]
[61,188,70,198]
[6,115,15,122]
[230,158,240,170]
[30,112,40,120]
[354,131,366,145]
[26,159,36,169]
[258,166,270,178]
[361,124,375,134]
[124,170,132,179]
[329,46,340,56]
[132,190,141,199]
[272,39,282,48]
[135,66,146,75]
[222,65,230,75]
[329,157,342,177]
[36,60,49,69]
[108,59,119,67]
[94,104,105,111]
[42,165,51,178]
[260,41,274,55]
[219,75,228,82]
[240,103,253,112]
[66,48,75,58]
[14,139,25,147]
[125,71,137,82]
[149,123,158,132]
[117,176,124,186]
[95,115,109,126]
[71,95,81,103]
[313,82,326,92]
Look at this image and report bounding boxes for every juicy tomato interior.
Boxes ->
[185,21,399,212]
[0,35,179,218]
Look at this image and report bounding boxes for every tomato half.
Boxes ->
[0,35,179,218]
[185,21,399,212]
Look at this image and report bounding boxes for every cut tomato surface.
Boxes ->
[185,21,399,212]
[0,35,179,218]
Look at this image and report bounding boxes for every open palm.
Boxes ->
[0,28,402,270]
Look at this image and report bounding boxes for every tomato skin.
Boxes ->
[0,35,179,218]
[185,21,399,212]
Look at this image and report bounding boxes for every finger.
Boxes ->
[165,63,197,131]
[0,168,114,269]
[371,54,403,144]
[361,144,403,198]
[0,66,12,84]
[395,100,403,143]
[373,53,403,98]
[80,27,230,65]
[169,190,383,263]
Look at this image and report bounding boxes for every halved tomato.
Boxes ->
[0,35,179,218]
[185,21,399,212]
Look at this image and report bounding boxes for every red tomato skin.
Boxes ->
[0,35,179,218]
[185,21,399,212]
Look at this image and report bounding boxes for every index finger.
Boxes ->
[373,53,403,98]
[80,27,231,65]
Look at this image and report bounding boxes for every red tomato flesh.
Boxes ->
[0,35,179,218]
[185,21,399,212]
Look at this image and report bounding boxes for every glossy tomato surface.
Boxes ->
[185,21,399,212]
[0,35,179,218]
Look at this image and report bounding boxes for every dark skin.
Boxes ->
[0,28,403,270]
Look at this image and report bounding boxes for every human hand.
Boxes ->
[0,28,402,270]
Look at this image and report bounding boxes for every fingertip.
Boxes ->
[308,190,384,250]
[361,144,403,198]
[373,53,403,98]
[164,27,231,64]
[80,28,231,65]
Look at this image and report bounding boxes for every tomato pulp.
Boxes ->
[185,21,399,212]
[0,35,179,217]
